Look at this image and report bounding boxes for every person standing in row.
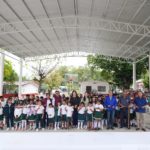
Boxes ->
[134,91,148,131]
[35,101,44,131]
[43,93,52,128]
[104,91,117,130]
[119,90,130,128]
[53,91,62,107]
[3,98,15,131]
[47,103,55,130]
[70,90,81,127]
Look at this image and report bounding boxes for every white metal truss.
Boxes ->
[24,51,132,63]
[21,46,132,60]
[2,39,150,62]
[115,15,150,57]
[0,16,150,37]
[25,51,94,61]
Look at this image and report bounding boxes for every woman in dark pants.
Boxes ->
[3,98,15,130]
[70,90,80,127]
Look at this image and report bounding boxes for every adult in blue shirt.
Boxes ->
[104,91,117,130]
[134,91,148,131]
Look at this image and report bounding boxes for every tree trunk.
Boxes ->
[38,79,42,93]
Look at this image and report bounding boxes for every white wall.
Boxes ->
[21,84,38,95]
[80,81,109,94]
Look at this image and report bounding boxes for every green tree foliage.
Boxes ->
[44,70,63,91]
[3,60,18,93]
[71,66,92,82]
[142,71,149,89]
[43,66,107,92]
[4,60,18,83]
[87,55,148,89]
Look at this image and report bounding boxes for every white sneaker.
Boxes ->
[11,127,14,131]
[36,129,39,132]
[42,128,45,131]
[6,128,10,131]
[54,128,57,131]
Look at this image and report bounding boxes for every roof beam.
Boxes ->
[0,16,150,37]
[2,0,46,55]
[127,40,150,59]
[5,44,133,60]
[114,0,148,55]
[2,36,150,54]
[25,51,93,61]
[1,35,150,60]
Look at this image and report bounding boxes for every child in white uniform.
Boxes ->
[78,102,86,129]
[54,102,61,130]
[21,104,28,131]
[94,101,104,130]
[27,101,36,130]
[14,104,22,131]
[35,101,44,131]
[47,103,55,130]
[129,100,136,127]
[86,102,94,130]
[66,102,74,129]
[60,101,67,129]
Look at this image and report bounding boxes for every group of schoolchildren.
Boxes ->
[0,89,149,131]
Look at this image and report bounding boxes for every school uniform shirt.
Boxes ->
[0,107,3,115]
[66,106,74,117]
[0,100,6,107]
[92,103,96,108]
[78,107,86,114]
[87,106,94,114]
[35,105,44,114]
[14,108,22,117]
[27,105,36,115]
[94,104,104,112]
[46,99,52,108]
[129,103,135,114]
[47,107,55,118]
[60,105,67,115]
[22,106,28,114]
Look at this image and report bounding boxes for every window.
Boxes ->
[86,86,92,93]
[98,86,106,92]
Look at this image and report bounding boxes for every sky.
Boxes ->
[4,51,88,79]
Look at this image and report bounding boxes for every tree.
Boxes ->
[44,70,63,92]
[4,60,18,82]
[87,55,148,89]
[142,71,149,89]
[31,58,59,92]
[71,66,92,82]
[4,60,18,93]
